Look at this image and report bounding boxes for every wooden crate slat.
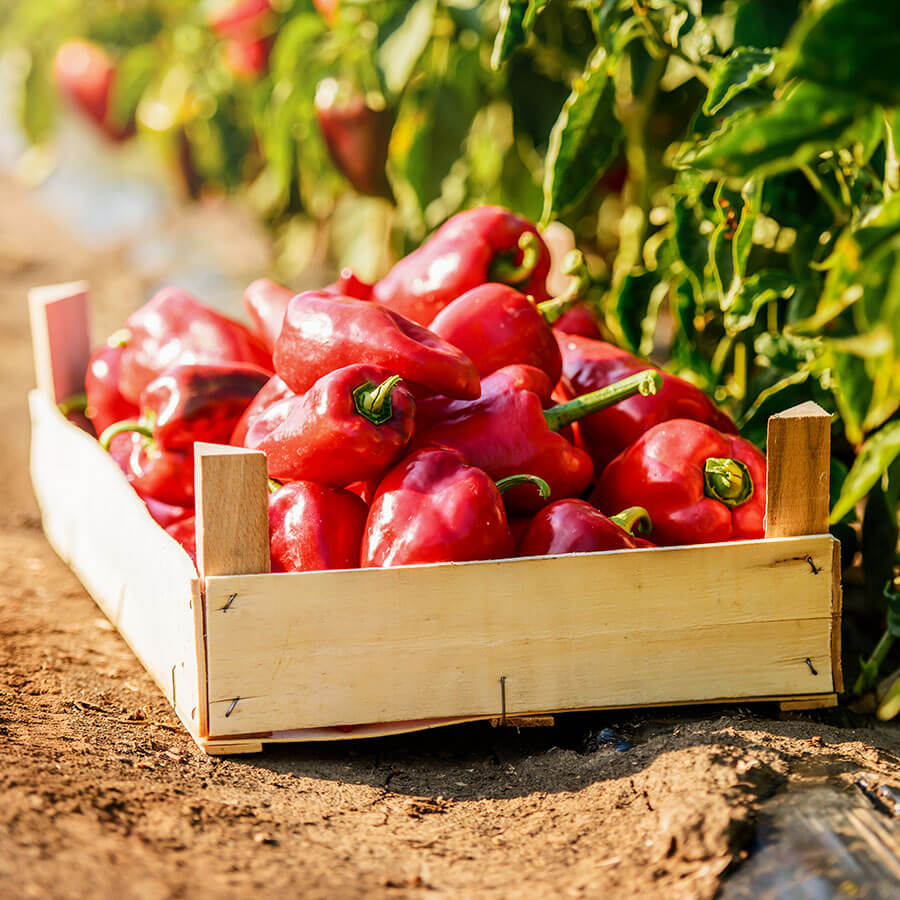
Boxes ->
[202,535,836,736]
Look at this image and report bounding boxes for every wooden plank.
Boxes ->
[765,401,831,538]
[779,693,838,711]
[28,281,91,404]
[191,579,210,739]
[29,390,203,744]
[831,539,844,692]
[202,535,837,736]
[194,444,270,578]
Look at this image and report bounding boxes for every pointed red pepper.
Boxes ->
[372,206,552,326]
[84,331,138,436]
[257,364,416,487]
[273,291,480,400]
[118,287,272,404]
[592,419,766,546]
[556,333,736,472]
[518,502,653,557]
[230,374,293,446]
[414,370,662,512]
[361,446,549,567]
[269,481,368,572]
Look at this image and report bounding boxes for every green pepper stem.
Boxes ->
[536,249,593,324]
[877,670,900,721]
[99,420,153,451]
[609,506,652,536]
[703,457,753,507]
[353,375,402,425]
[58,392,88,416]
[854,627,896,695]
[107,328,130,348]
[489,231,541,286]
[267,478,283,494]
[495,474,551,499]
[544,370,662,432]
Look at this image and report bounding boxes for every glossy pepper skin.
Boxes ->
[144,496,193,528]
[274,291,480,400]
[518,501,653,557]
[592,419,766,546]
[84,336,138,436]
[230,374,293,446]
[552,303,604,339]
[118,433,194,507]
[361,447,518,567]
[165,516,197,566]
[269,481,368,572]
[414,370,661,513]
[556,333,736,472]
[258,364,415,487]
[372,206,552,326]
[118,287,272,404]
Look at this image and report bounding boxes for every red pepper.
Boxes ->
[165,516,197,565]
[257,364,415,487]
[326,268,373,302]
[414,370,662,512]
[84,332,139,436]
[552,303,605,340]
[230,374,293,446]
[223,35,272,78]
[269,481,368,572]
[209,0,272,38]
[518,502,653,557]
[428,250,591,384]
[556,333,737,472]
[592,419,766,546]
[118,287,272,404]
[117,433,194,507]
[144,496,193,528]
[372,206,552,326]
[100,363,270,451]
[361,446,549,567]
[273,291,480,400]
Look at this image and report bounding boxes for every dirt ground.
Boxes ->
[2,174,900,899]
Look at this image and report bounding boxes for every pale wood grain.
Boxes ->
[779,694,838,711]
[194,444,270,578]
[831,539,844,692]
[766,401,831,538]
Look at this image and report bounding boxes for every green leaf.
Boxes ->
[491,0,549,69]
[723,269,795,335]
[542,47,621,223]
[703,47,777,117]
[830,420,900,523]
[378,0,437,95]
[613,269,664,356]
[675,81,869,179]
[827,350,874,445]
[733,177,762,280]
[782,0,900,107]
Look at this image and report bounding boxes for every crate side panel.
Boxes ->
[204,535,836,736]
[29,391,203,740]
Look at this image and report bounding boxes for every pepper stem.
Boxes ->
[703,457,753,507]
[544,370,662,432]
[99,420,153,451]
[495,474,551,499]
[536,249,592,324]
[489,231,541,286]
[58,392,88,416]
[609,506,652,536]
[107,328,130,348]
[353,375,403,425]
[267,478,283,494]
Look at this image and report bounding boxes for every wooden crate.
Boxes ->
[28,283,842,755]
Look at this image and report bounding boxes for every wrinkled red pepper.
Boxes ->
[84,331,138,436]
[592,419,766,546]
[556,333,736,472]
[257,364,415,487]
[273,291,480,400]
[372,206,552,326]
[518,502,653,557]
[118,287,272,404]
[361,446,549,567]
[230,374,293,446]
[414,370,662,512]
[269,481,368,572]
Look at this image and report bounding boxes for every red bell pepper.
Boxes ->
[592,419,766,546]
[257,364,415,487]
[372,206,552,326]
[118,287,272,404]
[100,363,270,451]
[230,374,293,446]
[269,481,368,572]
[414,370,662,512]
[273,291,480,400]
[115,433,194,507]
[552,303,605,339]
[165,516,197,565]
[361,446,549,567]
[518,502,653,557]
[556,333,736,472]
[144,496,193,528]
[428,251,591,384]
[84,332,139,436]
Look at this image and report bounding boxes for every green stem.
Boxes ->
[99,420,153,451]
[489,232,541,286]
[703,457,753,507]
[877,671,900,721]
[536,250,592,324]
[609,506,651,536]
[853,628,895,695]
[352,375,402,425]
[801,163,849,226]
[495,473,551,499]
[544,370,661,432]
[632,1,712,87]
[58,392,88,416]
[267,478,283,494]
[884,110,899,198]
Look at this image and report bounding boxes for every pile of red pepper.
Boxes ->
[74,205,766,572]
